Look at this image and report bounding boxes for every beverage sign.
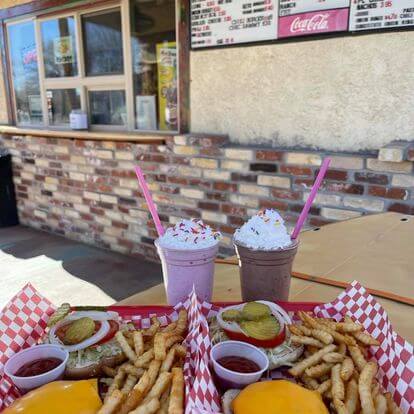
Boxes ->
[278,8,349,37]
[53,36,73,65]
[349,0,414,31]
[191,0,278,48]
[279,0,350,16]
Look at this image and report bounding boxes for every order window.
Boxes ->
[6,0,179,133]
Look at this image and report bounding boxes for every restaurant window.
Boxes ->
[6,0,180,133]
[130,0,177,131]
[8,20,43,125]
[82,9,124,76]
[47,88,81,125]
[89,90,127,126]
[40,16,78,78]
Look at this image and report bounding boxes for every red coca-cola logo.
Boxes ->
[290,13,330,33]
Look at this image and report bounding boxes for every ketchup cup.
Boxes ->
[211,341,269,390]
[4,344,69,392]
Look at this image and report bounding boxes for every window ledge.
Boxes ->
[0,126,168,144]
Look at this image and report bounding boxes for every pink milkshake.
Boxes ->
[155,219,221,305]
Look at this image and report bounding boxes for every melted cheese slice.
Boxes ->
[233,380,329,414]
[4,380,102,414]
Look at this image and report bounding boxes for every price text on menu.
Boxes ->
[191,0,414,48]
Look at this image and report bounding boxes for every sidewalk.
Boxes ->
[0,226,163,307]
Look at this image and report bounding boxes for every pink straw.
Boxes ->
[291,157,331,240]
[134,166,165,237]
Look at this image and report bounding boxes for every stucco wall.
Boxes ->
[190,31,414,152]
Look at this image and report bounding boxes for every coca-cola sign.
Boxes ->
[278,8,349,38]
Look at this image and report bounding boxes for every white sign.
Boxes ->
[136,95,157,131]
[191,0,279,48]
[53,36,73,64]
[279,0,350,16]
[349,0,414,31]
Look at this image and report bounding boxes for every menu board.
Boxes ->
[349,0,414,31]
[191,0,278,48]
[279,0,349,16]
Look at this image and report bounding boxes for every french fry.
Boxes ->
[305,362,333,378]
[311,329,334,345]
[161,346,176,373]
[134,331,145,357]
[172,310,188,336]
[118,371,150,414]
[291,335,324,348]
[333,398,348,414]
[348,345,367,372]
[371,380,380,399]
[288,324,304,336]
[116,331,137,363]
[331,363,345,401]
[322,352,345,364]
[98,389,124,414]
[144,317,161,339]
[316,379,331,395]
[288,344,336,377]
[100,378,114,387]
[353,331,380,347]
[336,322,363,334]
[169,367,184,414]
[144,372,172,401]
[338,342,346,356]
[102,365,117,377]
[385,392,403,414]
[374,393,387,414]
[301,374,319,390]
[129,398,160,414]
[173,344,187,358]
[298,311,319,329]
[307,345,320,354]
[123,364,145,377]
[121,374,138,396]
[162,322,177,333]
[358,361,377,414]
[154,333,168,361]
[105,366,127,402]
[135,349,155,368]
[345,379,359,414]
[158,387,171,414]
[340,357,354,382]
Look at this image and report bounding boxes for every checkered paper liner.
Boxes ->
[1,282,413,413]
[314,280,414,414]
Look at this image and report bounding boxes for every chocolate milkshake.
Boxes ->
[233,209,298,302]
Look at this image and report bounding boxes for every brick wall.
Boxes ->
[1,134,413,260]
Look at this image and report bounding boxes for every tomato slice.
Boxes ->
[223,326,286,348]
[94,320,119,346]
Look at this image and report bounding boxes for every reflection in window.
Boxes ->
[8,21,42,125]
[47,89,81,125]
[130,0,177,131]
[89,90,126,125]
[82,9,124,76]
[41,16,78,78]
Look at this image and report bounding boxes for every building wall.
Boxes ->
[190,31,414,152]
[1,134,413,260]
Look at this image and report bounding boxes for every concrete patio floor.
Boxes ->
[0,225,163,308]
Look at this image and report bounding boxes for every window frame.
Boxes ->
[3,0,185,134]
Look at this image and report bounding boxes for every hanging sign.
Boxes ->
[191,0,279,48]
[349,0,414,31]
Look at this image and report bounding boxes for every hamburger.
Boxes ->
[209,301,303,370]
[222,380,328,414]
[45,304,126,379]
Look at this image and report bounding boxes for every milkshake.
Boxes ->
[155,219,222,305]
[233,209,298,302]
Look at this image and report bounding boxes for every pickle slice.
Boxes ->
[221,309,242,322]
[47,303,71,327]
[63,317,95,345]
[241,302,271,321]
[240,316,280,340]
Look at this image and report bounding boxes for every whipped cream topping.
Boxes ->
[234,209,292,250]
[158,219,221,250]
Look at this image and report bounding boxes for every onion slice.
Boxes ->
[48,311,118,352]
